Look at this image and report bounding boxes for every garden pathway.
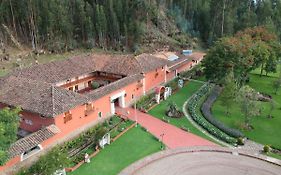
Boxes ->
[115,107,217,149]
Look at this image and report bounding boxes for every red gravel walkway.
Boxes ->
[116,107,217,149]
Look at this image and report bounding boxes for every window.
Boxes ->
[75,85,79,91]
[69,87,74,91]
[155,72,159,78]
[64,111,72,123]
[162,66,164,70]
[98,112,102,118]
[85,103,94,116]
[132,94,134,99]
[88,81,92,87]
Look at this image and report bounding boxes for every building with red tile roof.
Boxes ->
[0,52,205,173]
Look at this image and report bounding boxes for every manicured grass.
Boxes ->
[266,152,281,160]
[148,81,218,143]
[68,126,161,175]
[212,72,281,149]
[0,70,7,77]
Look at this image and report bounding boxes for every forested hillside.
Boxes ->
[0,0,281,53]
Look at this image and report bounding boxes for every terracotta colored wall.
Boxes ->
[166,71,176,82]
[144,68,166,92]
[177,62,193,73]
[52,79,144,140]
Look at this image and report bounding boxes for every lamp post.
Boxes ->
[160,133,165,150]
[134,94,137,127]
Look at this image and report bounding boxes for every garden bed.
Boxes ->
[201,86,244,138]
[66,120,136,172]
[68,127,162,175]
[148,81,219,143]
[64,116,134,168]
[136,93,157,112]
[187,83,237,145]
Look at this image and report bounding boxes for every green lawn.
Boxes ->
[68,126,161,175]
[212,71,281,149]
[0,70,7,77]
[266,152,281,160]
[148,81,218,143]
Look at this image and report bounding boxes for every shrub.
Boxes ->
[18,147,70,175]
[166,78,178,91]
[91,82,100,89]
[187,83,237,144]
[237,137,245,145]
[201,86,244,138]
[263,145,271,153]
[136,93,155,110]
[179,64,202,79]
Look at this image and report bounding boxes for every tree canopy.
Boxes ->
[1,0,281,52]
[0,107,21,165]
[202,27,281,84]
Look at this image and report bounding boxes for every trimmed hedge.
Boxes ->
[187,83,237,144]
[201,86,244,138]
[136,93,156,111]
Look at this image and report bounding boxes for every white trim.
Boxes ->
[164,66,167,83]
[98,112,102,118]
[142,77,146,95]
[110,91,126,114]
[20,144,43,161]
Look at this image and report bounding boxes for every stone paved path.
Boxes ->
[116,107,217,149]
[237,139,264,154]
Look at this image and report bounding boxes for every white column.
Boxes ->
[110,101,115,114]
[164,66,167,83]
[142,77,146,95]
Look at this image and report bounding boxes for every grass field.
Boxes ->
[212,67,281,149]
[68,126,161,175]
[148,81,218,144]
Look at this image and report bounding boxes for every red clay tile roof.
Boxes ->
[9,125,60,158]
[0,53,161,117]
[10,54,141,83]
[0,76,87,117]
[135,53,170,72]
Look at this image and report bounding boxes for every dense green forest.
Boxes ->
[0,0,281,52]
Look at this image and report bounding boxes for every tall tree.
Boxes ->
[220,71,237,115]
[236,86,260,129]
